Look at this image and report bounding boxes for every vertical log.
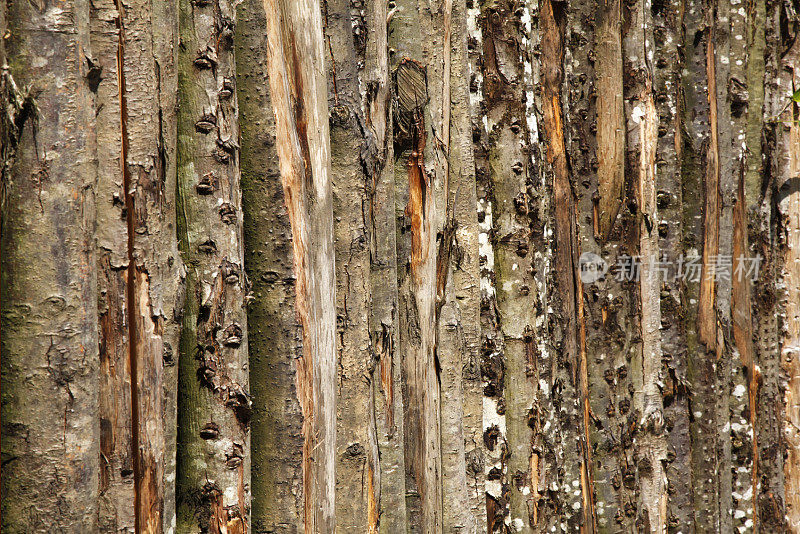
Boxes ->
[262,0,338,531]
[744,9,772,531]
[680,0,719,527]
[236,1,306,532]
[652,0,693,531]
[437,0,483,531]
[622,0,669,530]
[93,0,183,530]
[754,0,786,529]
[539,0,597,530]
[91,1,136,529]
[176,0,251,531]
[0,0,100,530]
[727,0,758,529]
[468,0,507,530]
[321,0,375,530]
[776,8,800,530]
[388,1,446,530]
[479,0,537,529]
[361,0,409,531]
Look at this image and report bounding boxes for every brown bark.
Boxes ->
[92,0,183,530]
[1,0,799,532]
[235,1,306,532]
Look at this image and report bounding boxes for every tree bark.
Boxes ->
[0,0,100,530]
[1,0,800,532]
[91,0,183,531]
[176,0,251,531]
[235,1,306,532]
[262,1,338,532]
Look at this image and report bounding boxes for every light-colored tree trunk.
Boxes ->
[262,0,338,532]
[0,0,100,530]
[176,0,251,531]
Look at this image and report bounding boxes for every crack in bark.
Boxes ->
[112,4,142,530]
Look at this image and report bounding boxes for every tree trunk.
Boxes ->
[0,0,100,530]
[1,0,800,532]
[175,0,251,532]
[91,0,183,531]
[262,1,338,532]
[236,1,307,532]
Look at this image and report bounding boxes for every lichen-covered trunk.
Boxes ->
[0,0,100,530]
[176,0,251,531]
[321,2,377,531]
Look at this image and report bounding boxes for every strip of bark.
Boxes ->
[1,0,100,529]
[540,0,597,530]
[235,1,306,531]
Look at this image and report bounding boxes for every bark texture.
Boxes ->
[176,0,251,532]
[1,0,100,530]
[1,0,800,532]
[262,0,338,532]
[91,0,183,531]
[236,1,306,532]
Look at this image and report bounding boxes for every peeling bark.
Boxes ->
[235,1,306,532]
[262,0,338,531]
[92,0,183,530]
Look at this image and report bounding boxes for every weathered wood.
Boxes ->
[235,1,306,532]
[389,2,445,531]
[322,0,375,530]
[262,0,338,531]
[361,0,408,531]
[92,0,183,530]
[622,0,669,529]
[91,1,136,529]
[438,0,482,531]
[594,0,625,242]
[539,0,597,530]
